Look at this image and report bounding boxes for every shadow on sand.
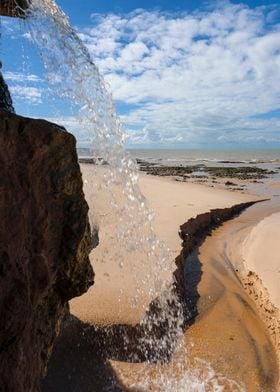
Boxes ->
[41,301,183,392]
[42,253,201,392]
[41,315,130,392]
[42,201,258,391]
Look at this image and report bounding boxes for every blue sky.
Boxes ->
[1,0,280,148]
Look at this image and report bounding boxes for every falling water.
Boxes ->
[23,0,184,338]
[26,0,172,306]
[13,0,245,390]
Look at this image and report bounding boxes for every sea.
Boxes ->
[126,148,280,170]
[78,147,280,199]
[78,147,280,175]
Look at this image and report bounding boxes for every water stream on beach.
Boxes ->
[14,0,248,389]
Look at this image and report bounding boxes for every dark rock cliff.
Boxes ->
[0,0,30,18]
[0,111,94,392]
[0,66,15,113]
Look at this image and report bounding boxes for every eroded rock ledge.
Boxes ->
[0,111,94,392]
[174,200,262,324]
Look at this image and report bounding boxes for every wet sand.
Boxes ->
[184,217,278,391]
[212,199,280,388]
[43,165,280,391]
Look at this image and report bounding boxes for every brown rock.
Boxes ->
[0,0,30,18]
[0,70,15,113]
[0,111,94,392]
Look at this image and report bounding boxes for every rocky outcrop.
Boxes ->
[0,111,94,392]
[138,161,275,180]
[0,68,15,113]
[0,0,30,18]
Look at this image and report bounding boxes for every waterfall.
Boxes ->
[12,1,245,390]
[23,0,179,320]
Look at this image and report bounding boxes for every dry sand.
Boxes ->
[241,208,280,383]
[138,173,254,255]
[243,212,280,309]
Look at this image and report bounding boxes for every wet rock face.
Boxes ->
[0,111,94,392]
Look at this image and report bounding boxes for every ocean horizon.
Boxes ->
[78,147,280,167]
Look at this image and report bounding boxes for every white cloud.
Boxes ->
[3,71,43,105]
[77,1,280,146]
[2,1,279,147]
[4,71,42,83]
[10,86,42,104]
[45,115,98,146]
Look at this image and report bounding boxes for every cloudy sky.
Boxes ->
[1,0,280,148]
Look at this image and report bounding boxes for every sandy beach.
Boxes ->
[44,163,280,391]
[243,212,280,309]
[70,165,255,325]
